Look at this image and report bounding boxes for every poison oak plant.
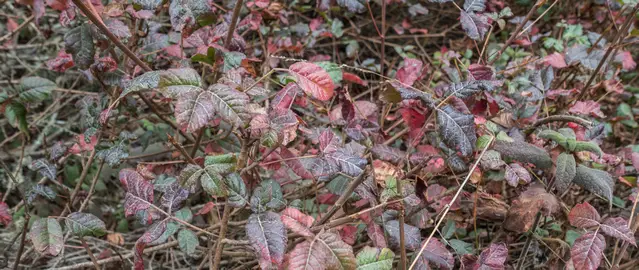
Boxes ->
[2,0,639,270]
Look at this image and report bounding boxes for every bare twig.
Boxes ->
[487,1,543,65]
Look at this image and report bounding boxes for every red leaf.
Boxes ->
[476,243,508,270]
[416,238,454,269]
[569,101,605,118]
[271,83,299,110]
[92,56,117,72]
[396,58,424,86]
[504,183,560,233]
[47,50,75,72]
[425,184,447,203]
[288,62,335,101]
[568,202,601,229]
[195,202,215,216]
[0,202,11,226]
[280,207,315,237]
[339,225,358,245]
[468,64,494,80]
[366,221,387,248]
[68,134,98,154]
[545,52,568,68]
[247,212,288,269]
[119,169,154,217]
[279,147,313,179]
[600,217,636,245]
[343,72,368,86]
[571,232,605,270]
[615,51,637,71]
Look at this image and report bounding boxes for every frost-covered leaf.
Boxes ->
[66,212,107,237]
[32,159,56,180]
[105,19,131,38]
[441,80,495,99]
[247,211,287,269]
[96,143,128,167]
[396,58,423,86]
[30,218,63,256]
[288,62,335,101]
[271,83,300,110]
[568,202,600,229]
[175,83,249,132]
[160,183,189,212]
[476,243,508,269]
[464,0,486,12]
[555,152,577,192]
[600,217,636,245]
[316,61,343,86]
[460,11,489,40]
[281,207,314,237]
[414,238,454,269]
[504,163,531,187]
[325,149,367,177]
[224,173,248,208]
[384,81,436,106]
[571,232,605,270]
[493,140,553,169]
[480,150,505,170]
[573,165,614,208]
[371,145,406,164]
[337,0,366,13]
[356,246,394,270]
[178,229,199,256]
[119,169,154,217]
[384,220,421,250]
[169,0,211,31]
[565,45,606,70]
[64,24,95,69]
[17,77,56,103]
[437,105,476,157]
[250,180,286,212]
[134,0,163,10]
[280,147,313,179]
[157,68,203,97]
[222,51,246,72]
[289,231,357,270]
[25,184,55,204]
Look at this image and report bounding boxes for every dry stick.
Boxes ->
[210,2,244,266]
[1,161,30,270]
[167,134,198,165]
[0,15,34,43]
[409,136,494,270]
[396,176,407,270]
[575,3,639,102]
[64,134,102,216]
[515,212,542,270]
[487,1,542,66]
[78,236,101,270]
[524,115,592,135]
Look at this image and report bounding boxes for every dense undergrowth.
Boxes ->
[1,0,639,269]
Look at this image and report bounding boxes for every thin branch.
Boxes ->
[211,206,232,269]
[78,236,101,270]
[487,1,542,65]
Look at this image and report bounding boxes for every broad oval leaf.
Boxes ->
[119,169,155,217]
[288,62,335,101]
[384,220,421,251]
[493,140,553,169]
[178,229,199,256]
[160,182,189,212]
[250,180,287,212]
[460,11,489,40]
[169,0,211,31]
[414,238,454,269]
[280,207,315,237]
[600,217,636,245]
[247,212,288,269]
[66,212,107,237]
[504,163,531,187]
[64,24,95,69]
[224,173,248,208]
[555,152,577,192]
[356,246,394,270]
[289,231,357,270]
[464,0,486,12]
[337,0,366,13]
[573,165,614,208]
[476,243,508,269]
[32,159,57,180]
[571,232,605,270]
[175,83,249,132]
[18,77,56,103]
[568,202,601,229]
[437,105,476,157]
[441,80,494,99]
[30,218,64,256]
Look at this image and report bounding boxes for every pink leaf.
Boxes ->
[279,147,313,179]
[568,202,601,229]
[119,169,154,217]
[195,202,215,216]
[47,50,75,72]
[280,207,315,237]
[476,243,508,270]
[343,72,368,86]
[366,221,387,248]
[271,83,300,110]
[615,51,636,71]
[288,232,356,269]
[571,232,605,270]
[545,52,568,68]
[288,62,335,101]
[247,212,287,269]
[504,163,531,187]
[468,64,494,80]
[0,202,11,226]
[416,238,454,269]
[339,225,358,245]
[600,217,636,245]
[569,101,605,118]
[396,58,424,86]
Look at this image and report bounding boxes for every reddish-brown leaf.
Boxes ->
[119,169,154,217]
[366,221,387,248]
[503,183,560,233]
[600,217,636,245]
[571,232,605,270]
[343,72,368,86]
[414,238,454,269]
[280,207,314,237]
[545,52,568,68]
[288,62,335,101]
[569,101,605,118]
[0,202,11,226]
[476,243,508,270]
[568,202,601,229]
[396,58,424,86]
[279,147,313,179]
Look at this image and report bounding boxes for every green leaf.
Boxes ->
[617,103,638,128]
[30,218,64,256]
[356,246,394,270]
[250,179,286,212]
[565,230,582,246]
[316,61,343,86]
[64,25,95,69]
[554,152,577,192]
[191,47,216,65]
[204,153,238,169]
[169,0,210,31]
[174,208,193,223]
[199,169,227,197]
[538,129,568,147]
[122,68,203,99]
[224,173,248,208]
[331,19,344,38]
[16,77,56,103]
[5,102,28,134]
[222,51,246,72]
[66,212,107,237]
[178,229,199,256]
[175,84,250,132]
[448,239,474,255]
[476,134,492,149]
[573,141,603,157]
[574,165,615,209]
[493,140,553,169]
